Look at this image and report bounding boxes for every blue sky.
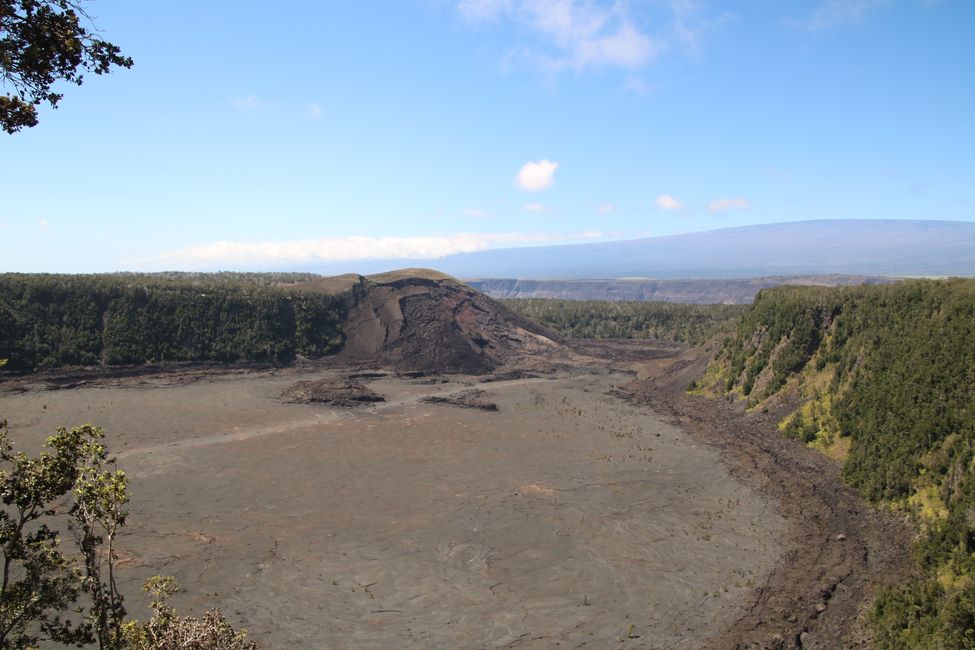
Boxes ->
[1,0,972,272]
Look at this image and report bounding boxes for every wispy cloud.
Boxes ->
[458,0,512,22]
[515,159,559,191]
[791,0,887,31]
[596,202,616,214]
[463,208,490,217]
[654,194,684,211]
[522,202,552,213]
[125,231,606,268]
[460,0,659,71]
[708,197,750,213]
[667,0,724,51]
[229,95,265,112]
[623,75,651,94]
[36,219,49,229]
[305,103,323,119]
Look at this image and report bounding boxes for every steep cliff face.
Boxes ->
[0,269,563,375]
[697,278,975,644]
[330,269,562,374]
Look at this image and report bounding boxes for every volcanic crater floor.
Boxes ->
[1,365,787,649]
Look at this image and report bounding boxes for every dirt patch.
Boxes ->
[421,388,498,411]
[279,377,385,406]
[1,335,916,648]
[516,483,558,499]
[0,364,786,649]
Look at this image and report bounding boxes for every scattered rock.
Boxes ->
[421,389,498,412]
[480,369,539,383]
[347,371,389,379]
[395,370,427,379]
[280,378,384,407]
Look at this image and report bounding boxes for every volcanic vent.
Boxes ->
[322,269,561,374]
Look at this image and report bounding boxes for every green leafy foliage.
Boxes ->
[122,577,259,650]
[873,579,975,650]
[1,421,115,648]
[1,420,261,648]
[502,298,746,345]
[704,279,975,645]
[718,285,843,397]
[0,0,133,133]
[0,273,349,371]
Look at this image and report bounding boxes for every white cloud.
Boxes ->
[305,103,323,119]
[623,76,650,94]
[708,197,750,213]
[461,0,659,71]
[793,0,887,31]
[522,202,551,213]
[458,0,512,21]
[667,0,727,52]
[36,219,49,229]
[230,95,265,112]
[596,202,616,214]
[463,208,490,217]
[515,159,558,191]
[654,194,684,211]
[126,231,605,269]
[569,21,656,68]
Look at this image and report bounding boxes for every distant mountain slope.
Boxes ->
[469,275,896,304]
[428,220,975,279]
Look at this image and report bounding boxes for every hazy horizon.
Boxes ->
[3,1,973,273]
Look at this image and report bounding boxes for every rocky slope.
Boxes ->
[696,278,975,646]
[299,269,563,374]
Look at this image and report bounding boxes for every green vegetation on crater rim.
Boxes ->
[0,273,748,374]
[700,278,975,647]
[502,298,745,346]
[0,273,347,371]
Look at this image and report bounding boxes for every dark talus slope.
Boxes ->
[622,342,912,649]
[329,269,562,374]
[696,278,975,646]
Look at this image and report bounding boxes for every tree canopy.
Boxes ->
[0,0,132,133]
[0,273,349,371]
[503,298,745,346]
[0,420,261,648]
[703,279,975,645]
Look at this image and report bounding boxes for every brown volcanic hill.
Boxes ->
[296,269,562,374]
